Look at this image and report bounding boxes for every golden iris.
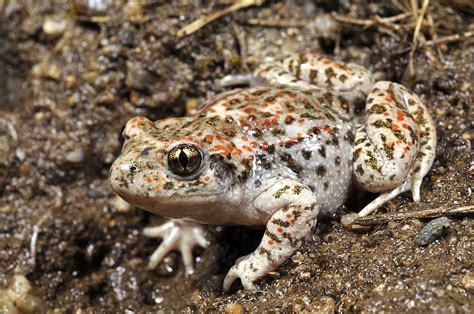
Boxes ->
[167,144,202,176]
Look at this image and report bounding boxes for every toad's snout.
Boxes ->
[109,159,139,193]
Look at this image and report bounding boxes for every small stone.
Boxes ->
[417,217,452,246]
[462,272,474,290]
[0,274,44,313]
[31,62,61,81]
[113,195,132,213]
[43,16,67,36]
[374,283,386,294]
[291,251,304,263]
[74,0,112,16]
[185,98,201,116]
[311,296,336,312]
[0,118,17,191]
[224,303,244,314]
[96,92,117,106]
[401,224,410,231]
[65,148,85,163]
[299,271,311,280]
[387,221,398,229]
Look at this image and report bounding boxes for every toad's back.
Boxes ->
[196,85,356,213]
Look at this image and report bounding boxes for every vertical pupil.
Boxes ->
[179,150,188,169]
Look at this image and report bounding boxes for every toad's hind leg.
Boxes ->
[353,81,436,216]
[255,52,375,103]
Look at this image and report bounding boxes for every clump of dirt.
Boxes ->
[0,0,472,312]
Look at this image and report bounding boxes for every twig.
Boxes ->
[412,0,430,44]
[177,0,264,38]
[408,0,430,76]
[351,205,474,226]
[331,11,412,27]
[245,18,306,28]
[30,213,49,264]
[424,31,474,46]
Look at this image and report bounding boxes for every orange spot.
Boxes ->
[383,112,390,116]
[241,136,248,141]
[289,92,297,99]
[291,219,296,225]
[263,119,271,127]
[261,103,268,108]
[277,227,283,233]
[286,214,292,218]
[205,135,213,142]
[230,146,242,155]
[298,119,305,124]
[323,58,332,64]
[385,95,393,102]
[207,108,216,113]
[392,124,399,130]
[268,240,274,245]
[296,133,303,140]
[242,145,252,152]
[146,177,153,183]
[278,139,285,146]
[154,184,161,190]
[402,123,409,129]
[261,142,268,150]
[244,107,257,114]
[203,176,210,182]
[308,130,314,136]
[396,140,402,144]
[325,127,331,134]
[210,145,228,154]
[386,142,393,148]
[250,142,258,149]
[288,138,296,144]
[271,117,279,125]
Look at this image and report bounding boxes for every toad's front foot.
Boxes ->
[143,219,209,274]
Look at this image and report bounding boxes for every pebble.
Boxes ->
[43,16,68,36]
[65,148,85,163]
[74,0,112,16]
[462,272,473,291]
[113,195,132,213]
[0,274,44,313]
[224,303,244,314]
[0,118,17,191]
[417,217,452,246]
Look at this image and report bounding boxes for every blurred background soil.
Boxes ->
[0,0,473,312]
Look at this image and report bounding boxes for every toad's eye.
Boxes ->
[167,144,203,176]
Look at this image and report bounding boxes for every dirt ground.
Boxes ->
[0,0,473,312]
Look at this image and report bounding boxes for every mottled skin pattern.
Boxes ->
[110,53,436,291]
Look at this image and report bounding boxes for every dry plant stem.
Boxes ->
[351,205,474,226]
[424,31,474,46]
[245,18,306,28]
[177,0,264,37]
[426,12,443,60]
[331,12,412,27]
[412,0,430,44]
[408,0,430,76]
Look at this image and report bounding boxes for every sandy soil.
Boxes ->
[0,0,472,312]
